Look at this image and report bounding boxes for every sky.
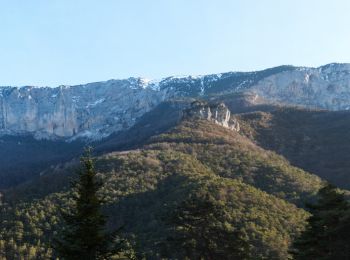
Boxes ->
[1,0,350,87]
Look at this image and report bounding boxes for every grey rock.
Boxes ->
[0,80,166,140]
[183,101,240,131]
[1,63,350,140]
[251,63,350,110]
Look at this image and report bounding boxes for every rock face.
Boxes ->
[251,63,350,110]
[0,80,165,140]
[2,63,350,140]
[183,101,240,131]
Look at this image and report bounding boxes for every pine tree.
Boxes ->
[162,192,251,260]
[54,148,124,260]
[292,183,350,260]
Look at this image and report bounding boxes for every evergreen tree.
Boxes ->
[54,148,124,260]
[162,192,251,260]
[292,183,350,260]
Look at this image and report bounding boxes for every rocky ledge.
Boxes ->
[183,101,240,131]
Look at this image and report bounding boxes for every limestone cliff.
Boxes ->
[183,101,240,131]
[2,63,350,140]
[0,80,164,140]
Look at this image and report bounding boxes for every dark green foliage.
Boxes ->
[292,184,350,260]
[0,119,323,259]
[162,191,251,260]
[0,135,84,189]
[0,149,309,259]
[238,108,350,189]
[148,120,322,205]
[54,148,123,259]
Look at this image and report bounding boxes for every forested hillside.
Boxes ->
[237,108,350,189]
[0,118,324,259]
[2,1,350,258]
[0,136,83,189]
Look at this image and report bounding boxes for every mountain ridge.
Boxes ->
[0,115,324,259]
[1,63,349,141]
[1,63,345,90]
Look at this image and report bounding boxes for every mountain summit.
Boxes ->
[0,63,350,140]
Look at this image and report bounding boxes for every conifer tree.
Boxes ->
[54,148,124,260]
[162,192,251,260]
[292,183,350,260]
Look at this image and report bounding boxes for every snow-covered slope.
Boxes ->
[1,63,350,140]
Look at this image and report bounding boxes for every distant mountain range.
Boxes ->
[1,63,350,189]
[2,65,350,258]
[1,106,323,259]
[1,63,350,141]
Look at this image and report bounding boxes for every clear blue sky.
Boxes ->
[1,0,350,87]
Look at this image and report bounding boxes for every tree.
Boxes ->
[291,183,350,260]
[162,191,251,260]
[54,148,124,260]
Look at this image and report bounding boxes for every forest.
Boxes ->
[1,119,349,259]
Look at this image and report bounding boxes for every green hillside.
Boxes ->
[237,108,350,189]
[0,118,324,259]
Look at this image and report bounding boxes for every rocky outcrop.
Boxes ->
[183,101,240,131]
[1,63,350,140]
[0,80,165,140]
[251,63,350,110]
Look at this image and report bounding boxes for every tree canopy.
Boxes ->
[292,183,350,260]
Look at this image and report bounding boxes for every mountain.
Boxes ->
[2,63,350,191]
[1,63,350,141]
[0,135,85,189]
[0,104,324,259]
[237,107,350,189]
[251,63,350,110]
[2,64,350,259]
